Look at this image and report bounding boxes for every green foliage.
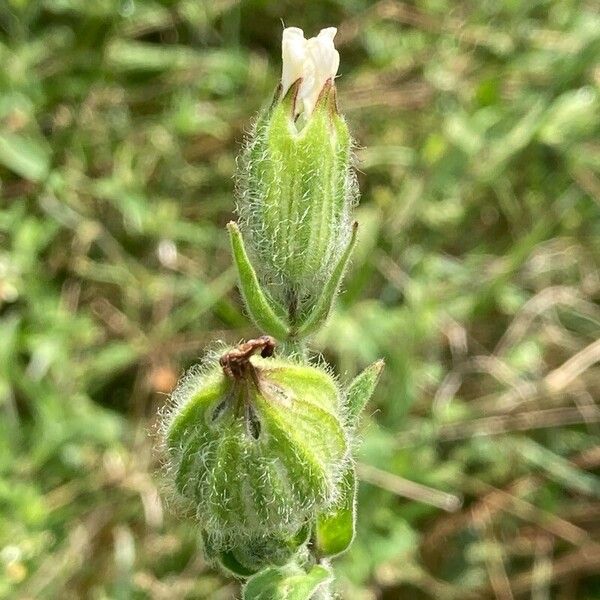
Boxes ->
[1,0,600,598]
[315,465,356,558]
[344,359,385,425]
[243,563,333,600]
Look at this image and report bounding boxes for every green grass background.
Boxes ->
[1,1,600,598]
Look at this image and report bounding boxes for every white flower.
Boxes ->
[281,26,340,116]
[281,27,307,99]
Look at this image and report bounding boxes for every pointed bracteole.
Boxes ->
[295,221,359,338]
[345,359,385,425]
[227,222,289,340]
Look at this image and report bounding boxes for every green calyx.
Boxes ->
[228,220,357,341]
[236,79,357,329]
[162,337,383,582]
[163,340,349,548]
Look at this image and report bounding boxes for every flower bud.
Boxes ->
[161,337,349,548]
[203,527,310,577]
[236,27,357,322]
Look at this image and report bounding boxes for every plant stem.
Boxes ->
[279,336,308,359]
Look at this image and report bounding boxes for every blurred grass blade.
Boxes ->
[105,40,201,71]
[513,438,600,498]
[357,463,462,512]
[0,132,50,182]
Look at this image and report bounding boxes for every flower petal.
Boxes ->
[281,27,339,116]
[281,27,307,97]
[300,28,339,116]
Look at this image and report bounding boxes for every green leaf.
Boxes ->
[227,221,289,340]
[243,564,332,600]
[296,222,358,338]
[0,132,50,182]
[345,360,385,424]
[316,464,356,557]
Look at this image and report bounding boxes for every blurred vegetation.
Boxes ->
[1,0,600,598]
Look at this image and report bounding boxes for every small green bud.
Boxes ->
[203,527,310,577]
[236,27,357,324]
[161,337,349,548]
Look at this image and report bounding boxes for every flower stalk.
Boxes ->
[161,26,383,599]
